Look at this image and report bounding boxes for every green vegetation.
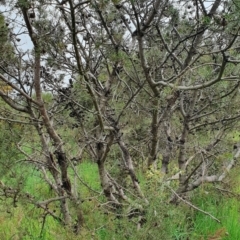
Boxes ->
[1,0,240,239]
[1,158,240,239]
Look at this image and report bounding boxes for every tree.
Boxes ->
[1,0,240,234]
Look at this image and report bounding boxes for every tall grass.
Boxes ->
[190,185,240,240]
[1,160,240,239]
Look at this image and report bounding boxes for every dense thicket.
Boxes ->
[1,0,240,238]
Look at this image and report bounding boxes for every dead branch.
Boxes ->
[167,186,221,223]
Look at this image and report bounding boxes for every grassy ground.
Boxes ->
[0,161,240,240]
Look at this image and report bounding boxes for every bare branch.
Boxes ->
[168,186,221,223]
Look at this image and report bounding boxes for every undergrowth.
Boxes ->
[0,161,240,240]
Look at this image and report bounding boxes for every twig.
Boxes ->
[39,211,48,238]
[215,187,240,198]
[167,186,221,223]
[35,202,63,223]
[36,196,68,206]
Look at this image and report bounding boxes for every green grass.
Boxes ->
[1,159,240,240]
[189,186,240,240]
[77,161,101,192]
